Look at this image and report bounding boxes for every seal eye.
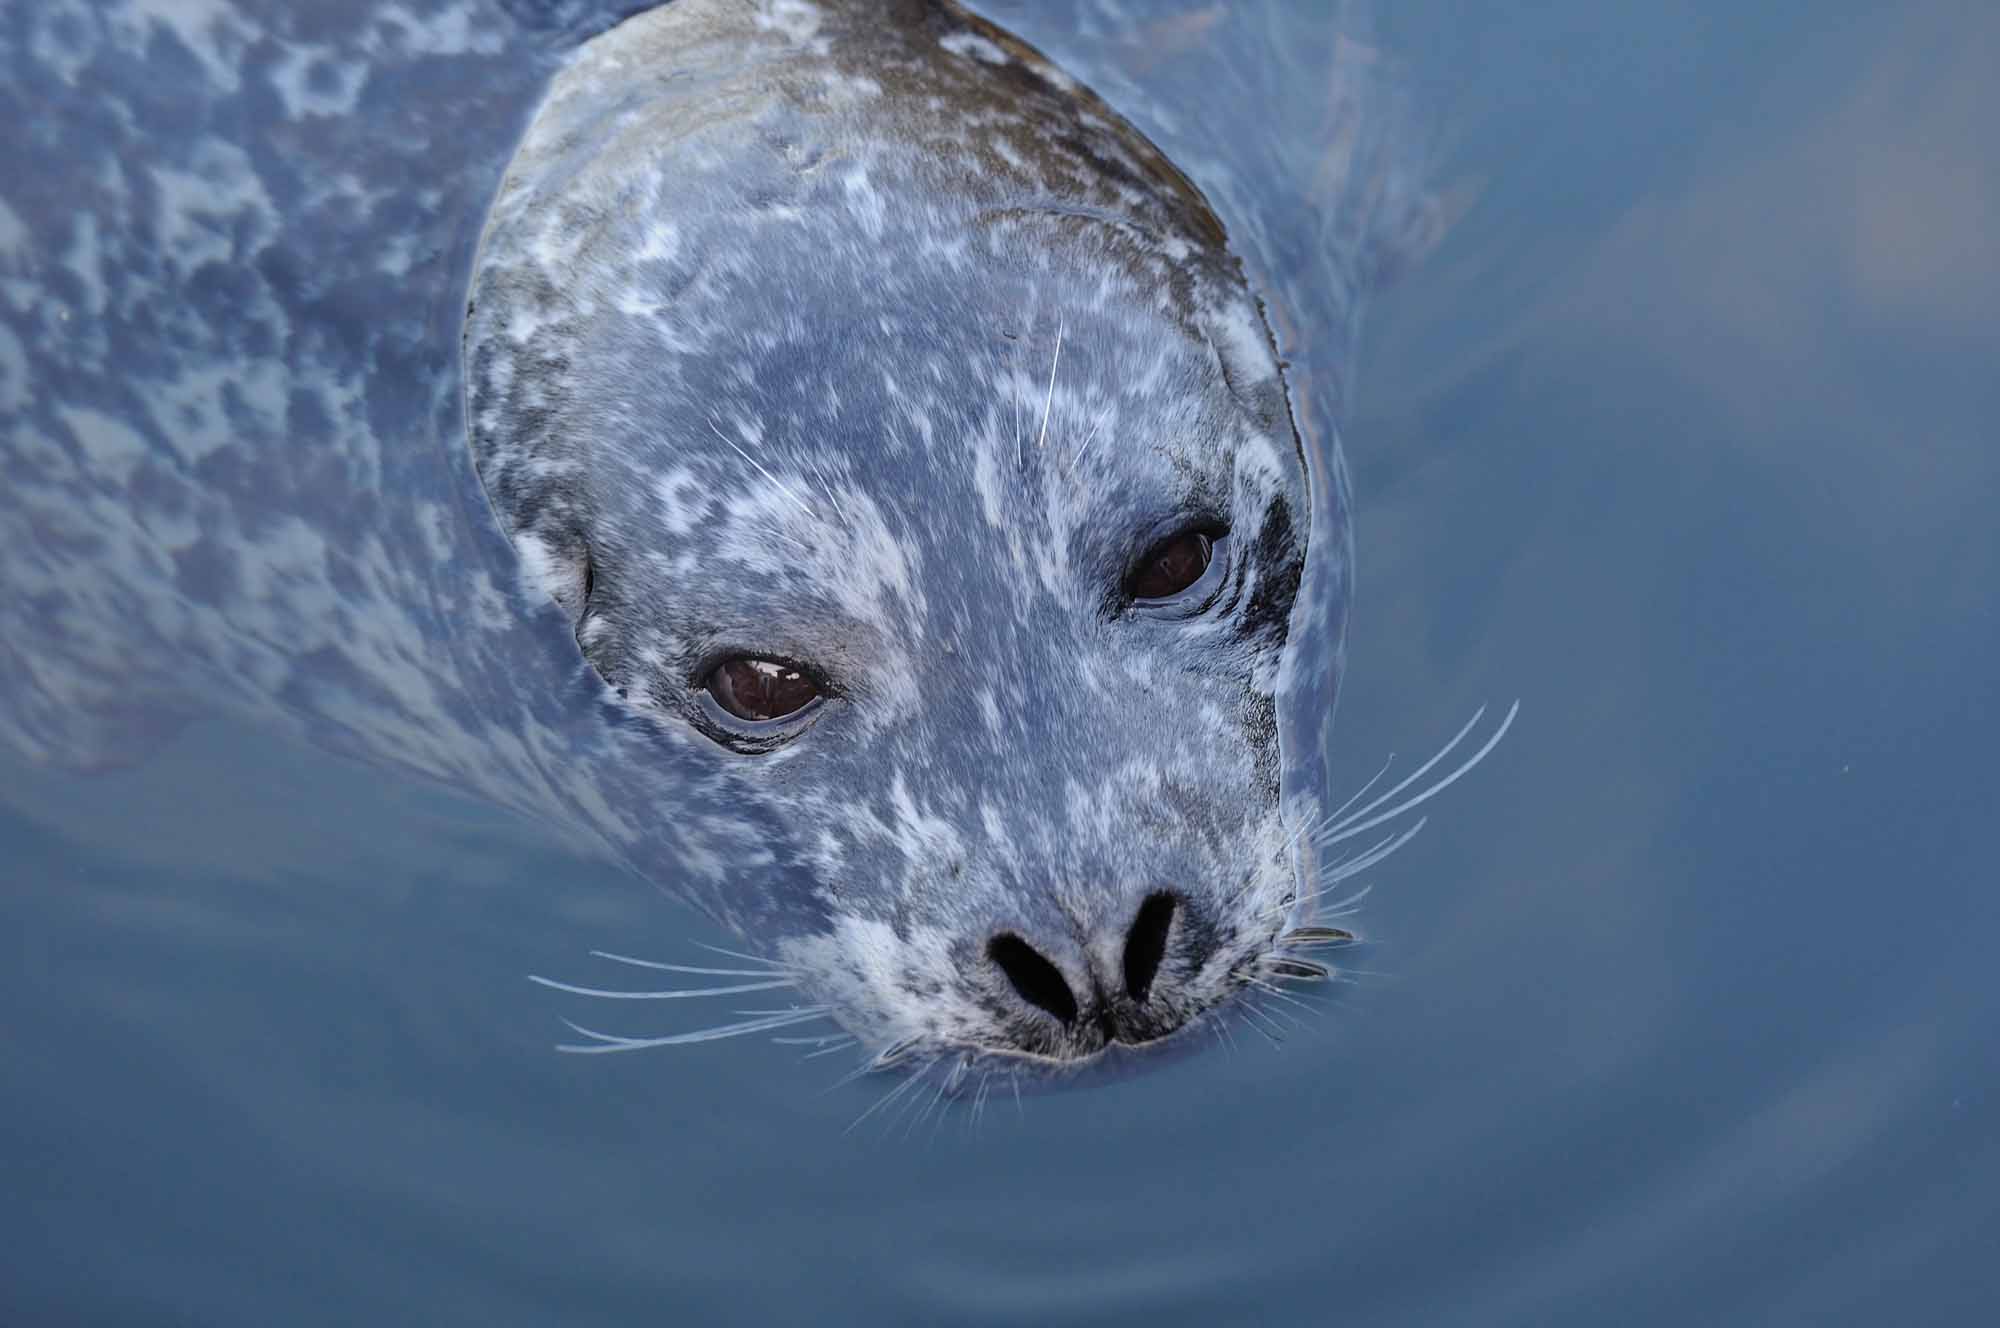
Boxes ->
[1128,530,1214,601]
[707,658,820,722]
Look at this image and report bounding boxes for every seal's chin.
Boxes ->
[871,1001,1245,1102]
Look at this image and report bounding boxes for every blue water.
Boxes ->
[5,1,1997,1323]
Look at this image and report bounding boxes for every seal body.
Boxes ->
[2,0,1433,1082]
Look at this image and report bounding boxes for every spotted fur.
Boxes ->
[1,0,1432,1080]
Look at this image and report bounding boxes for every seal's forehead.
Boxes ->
[463,0,1309,648]
[470,142,1294,501]
[500,229,1275,503]
[477,0,1246,321]
[542,0,1226,220]
[464,0,1305,512]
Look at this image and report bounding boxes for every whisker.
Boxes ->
[1278,813,1317,859]
[1255,994,1302,1034]
[691,942,799,972]
[1237,1000,1285,1047]
[1314,818,1428,877]
[1304,881,1377,918]
[1035,320,1064,452]
[972,1072,993,1130]
[1261,828,1409,920]
[917,1062,959,1137]
[1325,751,1395,827]
[1064,401,1112,475]
[805,457,853,529]
[552,1012,824,1056]
[894,1075,937,1136]
[591,949,793,977]
[869,1036,923,1072]
[892,1061,946,1134]
[527,975,795,1000]
[826,1053,884,1093]
[707,418,818,522]
[1319,701,1519,849]
[847,1058,935,1134]
[823,1036,924,1099]
[1244,976,1317,1013]
[1321,708,1484,835]
[554,1006,830,1054]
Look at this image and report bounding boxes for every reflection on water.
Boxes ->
[4,0,1997,1323]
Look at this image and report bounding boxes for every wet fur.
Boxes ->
[469,0,1321,1064]
[1,0,1435,1080]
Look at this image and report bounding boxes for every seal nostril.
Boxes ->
[987,934,1078,1026]
[1123,892,1177,1003]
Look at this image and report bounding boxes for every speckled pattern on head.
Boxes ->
[469,0,1338,1068]
[3,0,1439,1084]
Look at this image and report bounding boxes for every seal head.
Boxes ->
[466,0,1339,1072]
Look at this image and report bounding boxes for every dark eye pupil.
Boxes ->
[708,658,819,721]
[1129,531,1213,600]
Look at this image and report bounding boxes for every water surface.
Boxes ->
[4,0,1996,1322]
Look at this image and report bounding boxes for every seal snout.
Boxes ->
[984,890,1193,1054]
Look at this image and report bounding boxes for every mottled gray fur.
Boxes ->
[2,0,1437,1083]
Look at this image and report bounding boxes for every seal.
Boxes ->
[468,0,1514,1081]
[0,0,1509,1093]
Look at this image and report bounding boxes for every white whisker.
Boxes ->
[527,975,795,1000]
[1318,701,1519,849]
[1034,320,1063,452]
[805,457,852,528]
[916,1063,957,1137]
[1244,977,1314,1016]
[1261,824,1415,920]
[691,942,799,972]
[1269,878,1379,925]
[1214,1010,1238,1056]
[976,1072,997,1131]
[847,1057,936,1134]
[1324,708,1483,832]
[1316,818,1428,878]
[1064,401,1111,475]
[1326,751,1395,827]
[1313,882,1376,917]
[707,418,818,522]
[553,1007,829,1054]
[1237,999,1285,1047]
[591,950,792,978]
